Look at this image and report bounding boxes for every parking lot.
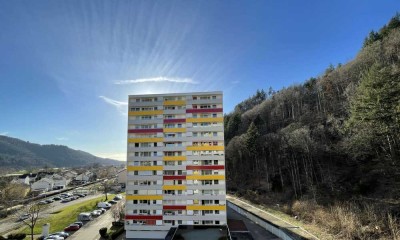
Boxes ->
[0,190,103,235]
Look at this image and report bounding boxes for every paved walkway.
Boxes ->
[227,195,319,240]
[228,205,280,240]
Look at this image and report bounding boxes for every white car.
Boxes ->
[98,208,106,214]
[44,235,64,240]
[91,210,101,216]
[19,213,31,221]
[50,232,69,238]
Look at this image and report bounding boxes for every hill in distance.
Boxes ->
[0,135,123,169]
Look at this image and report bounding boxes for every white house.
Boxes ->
[31,178,54,192]
[74,172,93,184]
[117,169,126,187]
[51,174,70,189]
[64,171,78,180]
[15,175,30,185]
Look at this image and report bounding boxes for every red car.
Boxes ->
[64,224,80,231]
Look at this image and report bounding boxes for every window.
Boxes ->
[212,96,216,99]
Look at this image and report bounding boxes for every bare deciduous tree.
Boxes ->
[20,204,43,240]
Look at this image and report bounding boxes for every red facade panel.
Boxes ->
[186,165,225,170]
[186,108,223,113]
[163,175,186,180]
[163,118,186,124]
[163,205,186,210]
[125,215,163,220]
[128,129,163,133]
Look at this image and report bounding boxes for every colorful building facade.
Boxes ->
[125,92,226,239]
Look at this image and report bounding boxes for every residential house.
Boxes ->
[50,174,70,189]
[64,171,78,180]
[31,178,54,192]
[117,168,126,187]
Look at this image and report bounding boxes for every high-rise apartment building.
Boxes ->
[125,92,226,239]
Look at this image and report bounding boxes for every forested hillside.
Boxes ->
[0,135,121,170]
[225,15,400,202]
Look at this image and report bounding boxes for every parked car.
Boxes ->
[108,200,117,205]
[44,236,64,240]
[97,208,106,214]
[64,224,80,231]
[45,199,54,203]
[97,202,111,209]
[77,212,92,221]
[53,197,62,201]
[91,210,101,217]
[38,201,48,205]
[19,213,31,221]
[74,221,83,228]
[61,198,70,203]
[50,232,69,238]
[113,195,122,200]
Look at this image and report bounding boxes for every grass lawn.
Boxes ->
[20,194,116,235]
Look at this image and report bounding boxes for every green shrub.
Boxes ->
[99,227,108,238]
[7,233,26,240]
[109,226,124,240]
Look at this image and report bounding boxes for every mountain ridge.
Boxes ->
[0,135,122,169]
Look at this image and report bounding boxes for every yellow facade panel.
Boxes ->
[163,156,187,161]
[127,166,163,171]
[162,185,187,190]
[186,205,226,211]
[129,110,163,116]
[163,128,186,133]
[186,117,223,123]
[186,146,224,151]
[126,195,163,200]
[186,175,225,180]
[128,138,163,143]
[163,100,186,106]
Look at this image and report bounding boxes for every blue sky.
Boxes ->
[0,1,399,161]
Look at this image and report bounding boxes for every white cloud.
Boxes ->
[0,132,9,136]
[99,96,128,115]
[95,152,126,161]
[56,137,69,141]
[114,77,197,85]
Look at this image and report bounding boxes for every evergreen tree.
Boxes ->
[348,64,400,162]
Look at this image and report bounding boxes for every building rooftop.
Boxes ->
[167,225,230,240]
